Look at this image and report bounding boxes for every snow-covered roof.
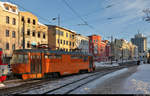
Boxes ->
[0,1,19,14]
[38,22,47,27]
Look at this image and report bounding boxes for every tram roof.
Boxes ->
[14,49,92,56]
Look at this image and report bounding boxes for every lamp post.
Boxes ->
[122,48,123,64]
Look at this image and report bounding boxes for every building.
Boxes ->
[75,34,89,53]
[148,49,150,63]
[88,35,101,61]
[128,42,138,60]
[104,40,111,61]
[18,11,48,49]
[112,39,138,61]
[131,33,147,53]
[47,25,76,51]
[131,33,147,61]
[0,1,19,58]
[99,41,107,61]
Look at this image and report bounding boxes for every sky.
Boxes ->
[1,0,150,48]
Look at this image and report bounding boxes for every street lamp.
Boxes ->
[119,47,123,65]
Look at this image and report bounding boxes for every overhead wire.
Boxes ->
[61,0,95,30]
[7,0,52,24]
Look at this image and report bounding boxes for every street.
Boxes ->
[90,64,150,94]
[69,64,150,94]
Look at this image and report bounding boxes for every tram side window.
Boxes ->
[44,55,62,59]
[11,54,28,64]
[83,56,88,62]
[71,56,83,59]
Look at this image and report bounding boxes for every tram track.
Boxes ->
[0,65,136,95]
[21,66,126,94]
[43,69,118,94]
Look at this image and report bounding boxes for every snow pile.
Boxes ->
[131,79,150,94]
[0,1,19,14]
[0,83,5,87]
[95,61,119,67]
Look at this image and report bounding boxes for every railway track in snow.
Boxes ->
[43,69,118,94]
[0,65,135,95]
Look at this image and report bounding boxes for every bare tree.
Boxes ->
[143,8,150,22]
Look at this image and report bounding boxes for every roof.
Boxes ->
[38,22,47,27]
[14,49,92,56]
[0,1,19,14]
[46,25,76,34]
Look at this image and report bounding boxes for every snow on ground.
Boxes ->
[0,83,5,87]
[95,61,119,67]
[72,64,150,94]
[23,73,93,94]
[70,68,128,94]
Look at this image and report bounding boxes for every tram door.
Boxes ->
[30,53,42,74]
[89,56,93,68]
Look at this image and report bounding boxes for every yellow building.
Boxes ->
[47,25,76,51]
[0,1,19,57]
[18,12,48,49]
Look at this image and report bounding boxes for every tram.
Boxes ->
[0,48,9,82]
[10,49,95,80]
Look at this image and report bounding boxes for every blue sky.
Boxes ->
[1,0,150,48]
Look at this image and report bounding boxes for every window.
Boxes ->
[57,39,60,44]
[5,6,9,10]
[70,34,72,38]
[66,41,68,45]
[61,40,62,44]
[21,16,25,22]
[38,32,40,38]
[55,55,62,59]
[66,33,68,37]
[72,35,74,39]
[12,31,16,38]
[12,9,16,12]
[11,54,29,64]
[71,56,83,59]
[6,43,9,50]
[43,33,46,39]
[46,55,62,59]
[12,44,15,50]
[61,31,64,36]
[83,56,88,62]
[73,42,74,47]
[33,19,36,25]
[27,41,30,48]
[56,30,60,35]
[27,18,30,23]
[63,40,65,45]
[6,16,9,24]
[69,41,71,46]
[27,29,30,35]
[6,30,9,37]
[12,18,16,25]
[32,30,35,37]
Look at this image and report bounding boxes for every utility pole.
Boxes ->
[122,48,123,64]
[22,17,25,49]
[110,35,113,64]
[58,14,60,50]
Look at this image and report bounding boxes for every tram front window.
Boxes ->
[11,54,28,64]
